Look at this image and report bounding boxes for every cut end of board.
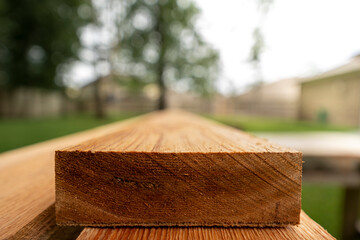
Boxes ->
[55,110,302,227]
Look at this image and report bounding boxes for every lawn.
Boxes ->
[0,113,352,153]
[0,112,347,238]
[0,112,141,153]
[302,183,343,239]
[208,114,354,132]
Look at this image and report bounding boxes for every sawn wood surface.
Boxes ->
[0,110,333,239]
[56,110,302,227]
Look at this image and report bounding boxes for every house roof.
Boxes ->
[236,78,301,102]
[301,54,360,84]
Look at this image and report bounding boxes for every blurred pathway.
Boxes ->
[256,131,360,240]
[256,131,360,158]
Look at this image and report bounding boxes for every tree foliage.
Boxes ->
[0,0,90,90]
[117,0,219,109]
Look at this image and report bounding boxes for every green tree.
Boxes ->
[0,0,90,116]
[117,0,219,110]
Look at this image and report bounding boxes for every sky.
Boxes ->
[195,0,360,94]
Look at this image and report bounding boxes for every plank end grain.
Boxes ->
[55,110,302,227]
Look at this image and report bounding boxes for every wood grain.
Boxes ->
[76,211,335,240]
[56,110,302,227]
[8,204,83,240]
[0,111,334,239]
[0,114,144,239]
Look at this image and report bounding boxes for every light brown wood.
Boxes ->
[0,111,334,239]
[8,204,83,240]
[0,115,143,239]
[76,211,335,240]
[56,110,302,227]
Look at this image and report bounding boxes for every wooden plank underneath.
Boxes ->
[77,211,335,240]
[8,204,83,240]
[4,204,334,240]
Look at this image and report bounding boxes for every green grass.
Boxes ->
[302,184,343,239]
[0,113,353,153]
[208,115,354,132]
[0,113,347,238]
[0,112,142,153]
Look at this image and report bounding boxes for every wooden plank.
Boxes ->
[0,111,334,239]
[76,211,335,240]
[0,115,144,239]
[8,204,83,240]
[56,110,302,227]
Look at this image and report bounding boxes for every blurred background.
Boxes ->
[1,0,360,239]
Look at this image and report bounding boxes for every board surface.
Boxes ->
[77,211,335,240]
[0,111,334,239]
[56,110,302,227]
[0,115,142,239]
